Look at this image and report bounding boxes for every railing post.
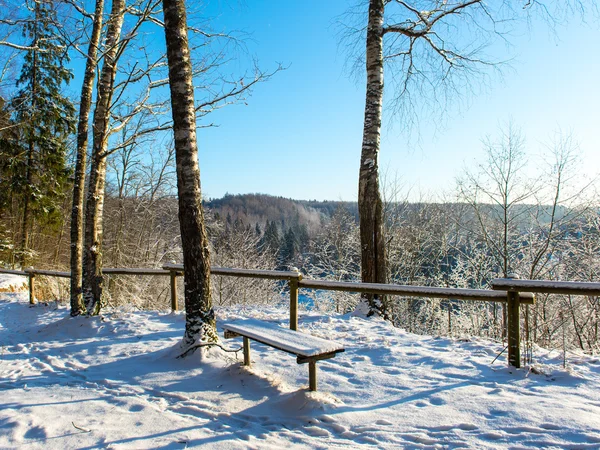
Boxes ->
[29,272,35,305]
[243,337,251,366]
[27,268,35,305]
[289,271,302,331]
[308,361,317,391]
[169,270,178,312]
[506,274,521,368]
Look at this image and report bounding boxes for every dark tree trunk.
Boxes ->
[83,0,125,315]
[357,0,388,318]
[162,0,218,348]
[20,139,34,267]
[70,0,105,316]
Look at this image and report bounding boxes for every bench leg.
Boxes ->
[309,361,317,391]
[243,337,251,366]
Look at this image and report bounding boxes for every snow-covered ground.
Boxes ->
[1,275,600,449]
[0,274,28,292]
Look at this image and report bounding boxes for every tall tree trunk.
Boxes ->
[357,0,388,318]
[83,0,125,315]
[162,0,217,348]
[20,139,34,267]
[70,0,105,316]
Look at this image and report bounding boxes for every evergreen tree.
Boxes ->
[280,228,298,267]
[0,97,19,210]
[294,223,309,255]
[9,0,75,265]
[260,220,280,254]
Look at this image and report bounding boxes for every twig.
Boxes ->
[72,422,91,433]
[491,345,508,365]
[177,342,242,359]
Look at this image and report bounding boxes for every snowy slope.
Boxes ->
[0,274,27,292]
[1,286,599,449]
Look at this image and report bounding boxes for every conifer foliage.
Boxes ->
[4,0,75,266]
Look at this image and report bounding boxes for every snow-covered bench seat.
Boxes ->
[222,318,345,391]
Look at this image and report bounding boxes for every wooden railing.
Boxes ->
[491,278,600,368]
[161,263,302,330]
[1,266,564,369]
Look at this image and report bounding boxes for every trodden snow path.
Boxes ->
[1,287,600,448]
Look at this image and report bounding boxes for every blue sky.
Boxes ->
[178,3,600,201]
[2,2,597,202]
[195,2,600,202]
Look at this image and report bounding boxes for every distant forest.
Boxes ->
[205,193,572,232]
[205,193,358,230]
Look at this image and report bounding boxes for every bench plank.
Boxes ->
[221,319,345,358]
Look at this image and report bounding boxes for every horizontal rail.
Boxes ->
[162,264,302,280]
[25,268,71,278]
[299,279,535,304]
[0,268,27,276]
[103,268,170,276]
[1,266,303,281]
[492,278,600,296]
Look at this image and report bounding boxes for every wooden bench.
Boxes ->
[222,319,345,391]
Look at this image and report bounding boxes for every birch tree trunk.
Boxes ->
[83,0,125,315]
[70,0,105,316]
[162,0,218,348]
[357,0,388,318]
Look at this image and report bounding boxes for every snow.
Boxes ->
[222,318,344,357]
[492,278,600,295]
[0,274,28,292]
[1,279,600,449]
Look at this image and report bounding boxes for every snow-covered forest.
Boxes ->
[3,175,598,355]
[1,0,599,448]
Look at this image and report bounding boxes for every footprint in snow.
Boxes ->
[539,423,560,430]
[404,433,439,446]
[487,388,504,395]
[327,423,348,434]
[336,361,353,368]
[456,423,478,431]
[356,435,382,445]
[481,432,504,440]
[503,426,545,435]
[428,396,446,406]
[488,409,509,417]
[381,367,404,375]
[303,426,330,437]
[236,432,251,441]
[376,419,393,426]
[23,425,47,440]
[317,415,335,423]
[31,361,54,372]
[340,430,359,439]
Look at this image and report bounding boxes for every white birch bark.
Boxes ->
[357,0,388,318]
[70,0,105,316]
[162,0,218,348]
[83,0,126,315]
